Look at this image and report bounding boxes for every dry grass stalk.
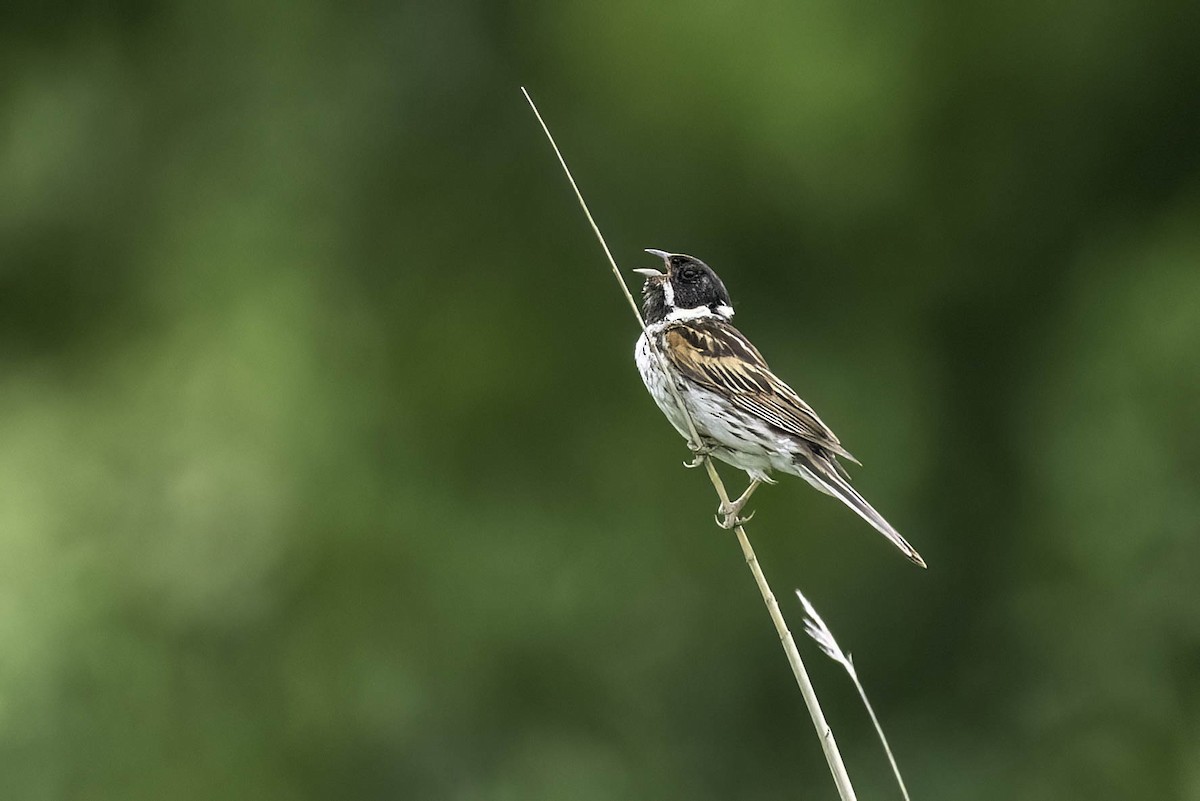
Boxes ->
[797,590,912,801]
[522,87,857,801]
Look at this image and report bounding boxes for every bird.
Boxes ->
[633,248,926,568]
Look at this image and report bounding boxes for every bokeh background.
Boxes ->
[3,1,1199,798]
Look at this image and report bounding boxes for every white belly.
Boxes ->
[635,332,693,441]
[635,331,785,481]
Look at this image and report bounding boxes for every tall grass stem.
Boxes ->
[797,590,912,801]
[522,87,856,801]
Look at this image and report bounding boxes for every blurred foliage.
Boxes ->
[2,0,1199,798]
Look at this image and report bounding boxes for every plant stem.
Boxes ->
[522,87,857,801]
[703,460,857,801]
[848,668,911,801]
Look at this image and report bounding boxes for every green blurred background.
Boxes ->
[3,0,1199,798]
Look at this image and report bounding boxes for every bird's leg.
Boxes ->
[683,439,713,469]
[716,479,763,529]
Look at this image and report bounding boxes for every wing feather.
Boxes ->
[663,320,859,463]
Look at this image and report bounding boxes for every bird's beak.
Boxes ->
[635,248,672,277]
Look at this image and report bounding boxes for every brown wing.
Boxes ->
[662,318,859,463]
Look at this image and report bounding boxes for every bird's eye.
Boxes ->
[679,266,699,282]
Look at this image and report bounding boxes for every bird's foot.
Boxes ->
[683,441,713,469]
[714,478,765,529]
[715,503,755,530]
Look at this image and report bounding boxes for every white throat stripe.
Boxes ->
[661,279,675,308]
[665,305,718,323]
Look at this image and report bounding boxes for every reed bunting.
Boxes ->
[633,249,926,568]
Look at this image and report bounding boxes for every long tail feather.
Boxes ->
[798,461,927,569]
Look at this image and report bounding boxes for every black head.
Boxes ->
[635,249,733,325]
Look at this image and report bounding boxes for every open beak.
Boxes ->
[634,248,672,277]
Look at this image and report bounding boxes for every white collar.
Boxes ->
[663,304,735,323]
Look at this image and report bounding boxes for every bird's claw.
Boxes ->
[683,442,712,468]
[715,508,755,530]
[716,497,755,529]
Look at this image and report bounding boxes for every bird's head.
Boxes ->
[634,249,733,325]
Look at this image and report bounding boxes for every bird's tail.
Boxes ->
[798,459,927,569]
